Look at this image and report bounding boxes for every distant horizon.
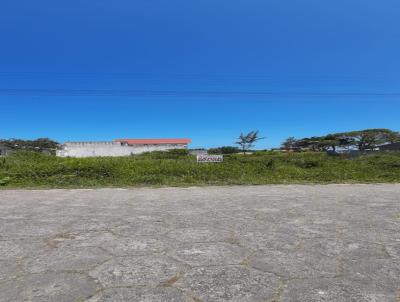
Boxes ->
[2,124,399,150]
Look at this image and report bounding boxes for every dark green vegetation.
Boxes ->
[0,138,59,154]
[282,129,400,152]
[1,150,399,188]
[208,146,241,155]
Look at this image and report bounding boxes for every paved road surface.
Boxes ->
[1,185,400,301]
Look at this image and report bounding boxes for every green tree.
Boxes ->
[0,138,59,153]
[336,129,398,151]
[321,134,340,152]
[285,129,399,152]
[383,131,400,144]
[294,137,325,151]
[236,131,264,154]
[281,137,297,150]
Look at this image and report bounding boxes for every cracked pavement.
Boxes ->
[1,184,400,301]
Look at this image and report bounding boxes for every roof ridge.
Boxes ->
[114,138,192,144]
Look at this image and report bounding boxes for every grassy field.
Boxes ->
[0,151,399,188]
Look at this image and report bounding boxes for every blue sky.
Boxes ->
[1,0,399,148]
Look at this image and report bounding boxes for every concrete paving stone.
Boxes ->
[163,212,234,229]
[86,287,193,302]
[386,243,400,259]
[280,220,340,239]
[0,260,22,282]
[339,240,390,260]
[112,221,170,236]
[220,208,279,221]
[1,185,400,300]
[122,214,168,224]
[342,259,400,291]
[65,217,127,232]
[342,227,400,245]
[281,277,398,302]
[49,231,117,249]
[24,246,112,273]
[299,237,342,257]
[239,230,301,252]
[227,219,278,233]
[300,238,390,260]
[0,272,99,302]
[54,231,168,256]
[171,242,249,266]
[175,265,280,302]
[165,227,234,243]
[0,238,47,260]
[0,219,65,238]
[89,255,188,287]
[102,236,169,256]
[249,249,338,279]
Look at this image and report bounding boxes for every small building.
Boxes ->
[56,138,192,158]
[378,142,400,152]
[0,145,12,156]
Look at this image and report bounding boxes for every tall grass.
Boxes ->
[0,151,399,188]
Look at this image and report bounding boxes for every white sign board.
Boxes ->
[197,155,224,163]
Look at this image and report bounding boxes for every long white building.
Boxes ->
[56,138,191,158]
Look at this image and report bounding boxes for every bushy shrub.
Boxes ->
[1,150,400,188]
[137,149,190,160]
[208,146,240,155]
[0,177,10,186]
[263,159,275,169]
[167,149,189,156]
[292,158,321,169]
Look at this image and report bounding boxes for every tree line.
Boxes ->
[0,138,59,153]
[2,129,399,156]
[281,129,400,152]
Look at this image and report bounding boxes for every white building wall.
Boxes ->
[56,142,187,158]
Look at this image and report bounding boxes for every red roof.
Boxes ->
[114,138,191,145]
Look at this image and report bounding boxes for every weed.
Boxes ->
[0,151,399,188]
